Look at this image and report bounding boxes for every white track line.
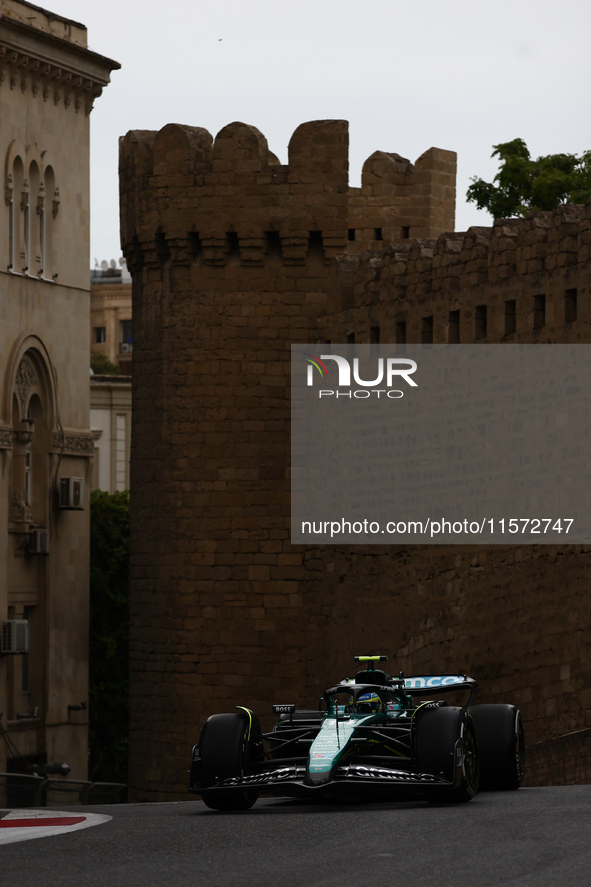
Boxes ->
[0,809,112,845]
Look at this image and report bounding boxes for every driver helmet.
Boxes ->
[357,691,382,713]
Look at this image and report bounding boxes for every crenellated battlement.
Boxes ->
[328,202,591,347]
[119,119,456,270]
[347,146,456,252]
[336,203,591,302]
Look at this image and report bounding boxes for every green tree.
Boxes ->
[89,489,130,788]
[467,139,591,219]
[91,351,121,375]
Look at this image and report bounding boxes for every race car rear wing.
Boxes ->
[404,675,479,704]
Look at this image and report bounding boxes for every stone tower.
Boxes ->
[119,120,456,799]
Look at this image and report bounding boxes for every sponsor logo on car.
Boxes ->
[220,767,295,787]
[404,675,465,689]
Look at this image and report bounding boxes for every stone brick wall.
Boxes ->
[327,205,590,345]
[525,728,591,786]
[120,119,591,799]
[347,146,456,253]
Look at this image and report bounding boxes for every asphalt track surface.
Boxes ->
[1,786,590,887]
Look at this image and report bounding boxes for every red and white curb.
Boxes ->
[0,809,112,845]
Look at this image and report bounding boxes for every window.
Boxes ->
[190,231,202,259]
[565,288,577,323]
[307,231,324,260]
[348,229,356,242]
[505,300,516,336]
[370,326,380,344]
[401,226,410,240]
[346,332,355,344]
[226,230,240,259]
[43,165,56,279]
[448,310,460,343]
[38,192,45,275]
[475,305,487,340]
[533,295,545,330]
[120,320,132,346]
[94,327,106,344]
[25,448,32,505]
[395,321,406,344]
[264,230,281,260]
[6,151,55,277]
[10,155,24,271]
[373,228,383,241]
[421,316,433,344]
[27,161,40,276]
[8,189,14,270]
[22,193,30,273]
[22,607,32,693]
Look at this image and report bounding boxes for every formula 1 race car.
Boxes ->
[188,656,525,810]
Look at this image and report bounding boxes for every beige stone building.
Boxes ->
[90,374,131,492]
[89,260,132,493]
[0,1,117,788]
[90,259,132,375]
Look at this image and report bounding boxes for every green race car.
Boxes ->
[188,656,525,810]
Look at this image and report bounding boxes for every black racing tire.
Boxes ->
[415,706,479,803]
[468,704,525,790]
[199,712,259,811]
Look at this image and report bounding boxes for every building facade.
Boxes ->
[0,0,117,787]
[90,259,132,375]
[90,374,131,493]
[89,260,132,493]
[120,119,591,800]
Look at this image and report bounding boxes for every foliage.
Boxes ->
[466,139,591,219]
[91,351,121,375]
[89,489,130,788]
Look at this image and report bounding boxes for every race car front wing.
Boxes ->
[194,763,451,798]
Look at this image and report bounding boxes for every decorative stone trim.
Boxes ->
[15,356,38,409]
[0,426,13,449]
[52,431,95,456]
[13,429,34,446]
[10,491,33,524]
[0,40,113,115]
[52,187,60,218]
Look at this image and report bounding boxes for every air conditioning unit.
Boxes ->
[120,342,132,353]
[1,620,29,654]
[59,477,84,510]
[28,528,49,555]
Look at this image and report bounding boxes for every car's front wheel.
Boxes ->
[198,712,259,811]
[415,706,479,803]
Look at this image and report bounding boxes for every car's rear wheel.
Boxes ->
[199,712,259,810]
[415,706,479,803]
[468,704,525,790]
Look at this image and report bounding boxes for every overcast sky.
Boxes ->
[48,0,591,265]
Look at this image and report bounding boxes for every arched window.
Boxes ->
[43,165,55,280]
[11,155,24,272]
[28,160,41,276]
[6,146,56,278]
[10,350,54,526]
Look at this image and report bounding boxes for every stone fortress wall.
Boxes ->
[120,119,591,800]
